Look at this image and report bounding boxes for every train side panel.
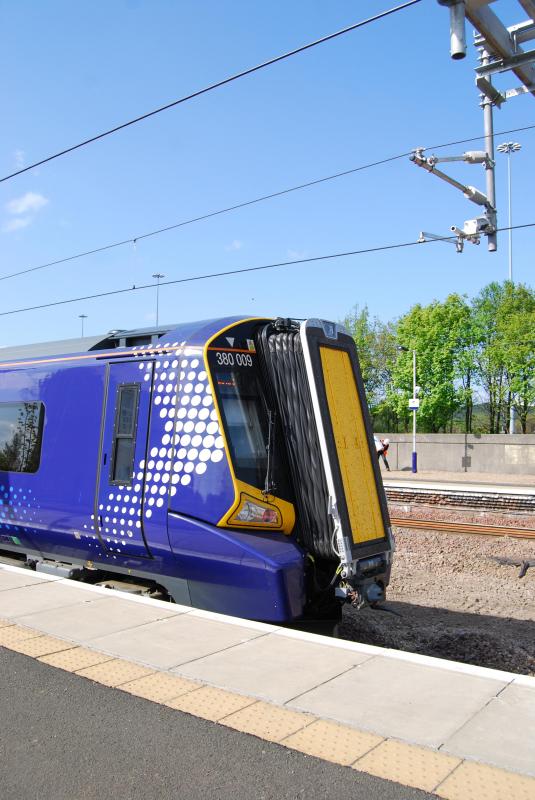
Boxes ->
[0,362,106,560]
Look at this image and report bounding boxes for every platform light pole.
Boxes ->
[398,346,419,473]
[497,142,521,434]
[152,273,165,327]
[497,142,521,284]
[79,314,87,337]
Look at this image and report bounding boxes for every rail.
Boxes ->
[390,517,535,539]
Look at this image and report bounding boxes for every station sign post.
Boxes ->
[408,396,419,473]
[409,348,419,473]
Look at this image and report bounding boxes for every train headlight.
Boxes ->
[230,494,282,528]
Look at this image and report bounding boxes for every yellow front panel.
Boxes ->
[319,347,385,545]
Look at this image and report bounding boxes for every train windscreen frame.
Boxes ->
[210,350,269,490]
[207,320,293,502]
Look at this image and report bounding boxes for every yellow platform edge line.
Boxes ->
[1,633,534,798]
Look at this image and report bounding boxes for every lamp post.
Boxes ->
[398,346,418,473]
[497,141,521,283]
[152,273,165,327]
[79,314,87,337]
[497,142,521,434]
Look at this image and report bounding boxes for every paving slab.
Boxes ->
[166,685,256,721]
[0,570,56,592]
[175,632,371,703]
[288,656,507,748]
[435,760,535,800]
[354,740,461,795]
[0,580,98,619]
[442,683,535,776]
[283,719,383,766]
[89,613,267,669]
[16,595,177,641]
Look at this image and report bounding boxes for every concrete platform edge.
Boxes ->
[1,563,533,689]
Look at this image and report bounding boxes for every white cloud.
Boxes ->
[2,217,31,233]
[13,149,25,168]
[225,239,243,251]
[6,191,49,215]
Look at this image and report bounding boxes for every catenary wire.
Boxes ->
[0,1,421,184]
[1,121,534,286]
[0,222,532,319]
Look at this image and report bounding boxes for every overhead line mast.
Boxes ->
[415,1,535,253]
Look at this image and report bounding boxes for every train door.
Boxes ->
[299,320,391,565]
[95,360,154,558]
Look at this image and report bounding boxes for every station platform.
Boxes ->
[382,469,535,491]
[1,562,534,799]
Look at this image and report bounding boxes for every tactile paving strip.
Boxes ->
[2,608,535,799]
[0,625,43,645]
[283,719,384,766]
[120,672,200,703]
[355,738,461,793]
[166,685,256,721]
[6,635,75,658]
[436,760,535,800]
[39,647,114,672]
[221,701,314,742]
[76,658,154,686]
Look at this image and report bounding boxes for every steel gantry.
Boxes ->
[413,1,535,252]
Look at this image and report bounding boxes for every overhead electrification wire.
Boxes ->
[1,121,534,286]
[1,221,533,319]
[427,123,535,153]
[0,154,405,284]
[0,1,421,184]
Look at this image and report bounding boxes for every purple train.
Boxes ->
[0,316,393,622]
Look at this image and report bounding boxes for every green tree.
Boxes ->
[343,306,398,427]
[390,294,472,433]
[496,283,535,433]
[471,282,508,433]
[470,282,534,433]
[343,282,534,435]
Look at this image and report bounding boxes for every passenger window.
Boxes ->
[110,385,140,484]
[0,402,45,474]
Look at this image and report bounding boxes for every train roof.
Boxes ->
[0,317,253,365]
[0,325,178,363]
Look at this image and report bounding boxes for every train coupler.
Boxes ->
[336,579,386,610]
[335,552,390,610]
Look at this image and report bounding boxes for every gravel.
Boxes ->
[339,527,535,675]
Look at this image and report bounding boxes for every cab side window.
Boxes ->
[110,385,140,484]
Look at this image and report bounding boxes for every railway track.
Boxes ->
[390,517,535,540]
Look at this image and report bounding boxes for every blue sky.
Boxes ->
[0,0,533,346]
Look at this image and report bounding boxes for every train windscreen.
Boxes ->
[208,321,293,502]
[210,355,268,489]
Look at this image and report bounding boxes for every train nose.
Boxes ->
[257,318,393,612]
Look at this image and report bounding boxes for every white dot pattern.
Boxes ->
[87,343,226,548]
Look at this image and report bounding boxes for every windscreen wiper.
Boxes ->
[263,409,277,497]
